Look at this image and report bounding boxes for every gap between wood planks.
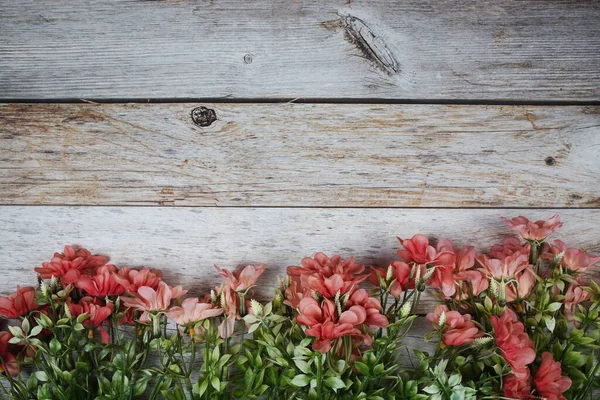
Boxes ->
[2,98,600,106]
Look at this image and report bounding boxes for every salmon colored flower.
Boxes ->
[397,235,455,267]
[429,240,476,298]
[214,264,265,293]
[346,289,389,329]
[563,283,591,322]
[544,240,600,272]
[287,253,367,298]
[479,253,531,281]
[534,352,572,400]
[426,305,482,346]
[491,308,536,381]
[0,332,19,376]
[490,238,530,259]
[218,285,240,339]
[296,297,361,353]
[283,279,305,309]
[369,261,413,297]
[68,265,126,297]
[168,297,223,327]
[502,214,563,241]
[122,281,187,322]
[68,297,114,344]
[502,371,532,399]
[0,286,38,318]
[34,245,108,279]
[506,268,536,302]
[113,267,163,292]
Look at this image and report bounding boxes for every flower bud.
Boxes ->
[400,300,412,318]
[438,310,447,329]
[250,299,263,317]
[386,265,393,281]
[40,281,49,297]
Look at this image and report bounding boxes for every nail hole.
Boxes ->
[244,54,253,64]
[545,156,556,166]
[191,107,217,127]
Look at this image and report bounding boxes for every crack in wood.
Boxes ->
[323,14,400,76]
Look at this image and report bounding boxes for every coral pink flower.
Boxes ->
[168,297,223,327]
[34,245,108,279]
[502,214,563,241]
[122,281,187,322]
[68,297,114,344]
[430,240,476,298]
[69,265,126,297]
[502,371,532,399]
[287,253,367,298]
[506,268,536,302]
[426,305,482,346]
[490,238,531,259]
[0,332,19,376]
[217,285,240,339]
[215,264,265,293]
[563,283,591,322]
[534,352,572,400]
[346,289,389,330]
[113,268,163,292]
[490,308,536,381]
[283,279,305,309]
[296,298,361,353]
[479,253,531,281]
[0,286,38,318]
[544,240,600,272]
[369,261,413,297]
[397,235,455,267]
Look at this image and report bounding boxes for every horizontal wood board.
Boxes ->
[1,103,599,207]
[1,207,599,313]
[1,0,599,100]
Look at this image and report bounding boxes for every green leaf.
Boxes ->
[30,325,43,337]
[211,376,220,391]
[324,377,345,391]
[423,384,440,394]
[35,371,48,382]
[49,338,62,353]
[547,302,562,312]
[290,374,311,387]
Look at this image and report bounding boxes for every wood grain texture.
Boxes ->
[1,207,599,313]
[1,0,599,100]
[1,103,599,207]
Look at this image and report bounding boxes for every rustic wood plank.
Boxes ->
[1,1,599,100]
[1,103,599,207]
[1,207,598,313]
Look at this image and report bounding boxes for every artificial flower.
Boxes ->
[534,352,572,400]
[34,245,108,279]
[168,297,223,327]
[426,305,482,346]
[70,265,126,297]
[214,264,265,293]
[287,253,366,298]
[490,308,536,381]
[0,286,37,318]
[502,214,563,241]
[544,240,600,272]
[113,267,163,292]
[68,297,114,344]
[122,281,187,322]
[0,332,19,376]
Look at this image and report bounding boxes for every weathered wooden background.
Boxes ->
[1,0,599,337]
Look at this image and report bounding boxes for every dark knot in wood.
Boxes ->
[545,156,556,166]
[191,107,217,127]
